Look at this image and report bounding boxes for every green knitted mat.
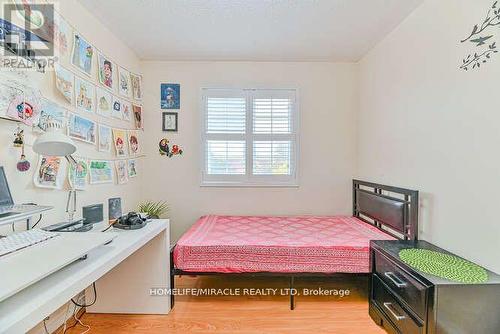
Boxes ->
[398,249,488,284]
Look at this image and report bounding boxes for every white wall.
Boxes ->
[357,0,500,273]
[141,61,358,240]
[0,0,143,237]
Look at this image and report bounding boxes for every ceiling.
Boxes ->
[77,0,422,62]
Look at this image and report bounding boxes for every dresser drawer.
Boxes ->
[372,275,423,334]
[374,250,427,319]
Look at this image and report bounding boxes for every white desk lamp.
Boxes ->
[32,121,79,224]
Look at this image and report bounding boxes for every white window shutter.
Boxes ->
[202,88,298,186]
[207,97,246,134]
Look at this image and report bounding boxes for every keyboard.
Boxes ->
[0,229,59,257]
[0,204,37,214]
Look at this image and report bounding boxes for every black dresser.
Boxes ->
[369,240,500,334]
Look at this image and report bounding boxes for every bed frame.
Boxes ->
[169,179,419,310]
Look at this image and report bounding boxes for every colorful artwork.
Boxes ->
[89,160,113,184]
[75,76,95,113]
[68,158,89,190]
[159,138,183,158]
[112,128,127,157]
[38,99,65,131]
[71,33,94,76]
[98,53,114,90]
[34,156,65,189]
[54,15,71,58]
[0,83,21,118]
[111,96,122,119]
[122,100,132,121]
[98,124,112,153]
[6,93,42,126]
[115,160,128,185]
[118,67,130,97]
[127,159,138,178]
[132,104,143,130]
[96,88,112,117]
[130,73,142,100]
[128,130,140,155]
[54,64,74,104]
[160,83,180,109]
[68,113,96,144]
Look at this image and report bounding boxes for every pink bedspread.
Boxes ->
[173,215,395,273]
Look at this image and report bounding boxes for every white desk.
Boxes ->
[0,219,170,334]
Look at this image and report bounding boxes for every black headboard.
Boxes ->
[352,180,419,241]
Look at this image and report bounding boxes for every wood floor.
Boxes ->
[67,275,386,334]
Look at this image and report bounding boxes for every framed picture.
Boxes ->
[108,198,122,221]
[162,112,178,132]
[68,113,96,144]
[160,83,180,109]
[71,33,94,76]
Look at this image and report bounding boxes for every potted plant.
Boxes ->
[137,201,169,219]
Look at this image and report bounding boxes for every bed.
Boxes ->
[170,180,419,309]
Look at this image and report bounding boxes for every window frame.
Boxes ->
[200,87,300,187]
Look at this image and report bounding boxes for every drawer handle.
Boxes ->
[383,302,407,321]
[384,271,407,288]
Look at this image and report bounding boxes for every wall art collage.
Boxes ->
[159,83,183,158]
[0,7,143,189]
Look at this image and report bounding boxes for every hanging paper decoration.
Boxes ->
[17,154,30,172]
[68,158,89,190]
[33,156,66,189]
[54,64,74,104]
[13,127,24,147]
[6,94,41,126]
[14,127,30,172]
[159,138,183,158]
[115,160,128,184]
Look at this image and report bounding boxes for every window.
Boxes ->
[201,88,298,186]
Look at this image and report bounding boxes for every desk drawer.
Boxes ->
[372,276,423,334]
[374,250,427,318]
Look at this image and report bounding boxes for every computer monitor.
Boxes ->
[0,167,14,207]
